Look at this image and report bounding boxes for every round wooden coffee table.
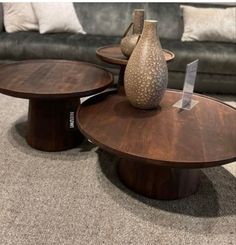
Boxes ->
[96,44,175,87]
[0,60,113,151]
[77,90,236,200]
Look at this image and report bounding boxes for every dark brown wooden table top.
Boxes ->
[96,44,175,65]
[77,90,236,168]
[0,60,113,99]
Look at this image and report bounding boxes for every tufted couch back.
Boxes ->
[74,3,183,39]
[74,2,235,39]
[0,3,233,40]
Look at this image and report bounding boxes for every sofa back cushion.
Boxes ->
[74,3,184,39]
[0,3,234,39]
[74,3,145,37]
[74,3,235,40]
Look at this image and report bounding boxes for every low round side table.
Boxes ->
[96,44,175,87]
[0,60,113,151]
[77,90,236,200]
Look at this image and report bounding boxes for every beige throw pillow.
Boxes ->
[32,3,85,34]
[181,5,236,43]
[3,3,38,33]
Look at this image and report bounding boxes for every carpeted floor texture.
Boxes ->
[0,93,235,245]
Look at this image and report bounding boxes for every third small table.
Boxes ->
[96,44,175,87]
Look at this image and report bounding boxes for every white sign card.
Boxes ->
[173,59,199,110]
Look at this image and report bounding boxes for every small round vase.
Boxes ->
[120,33,140,58]
[120,9,144,58]
[124,20,168,109]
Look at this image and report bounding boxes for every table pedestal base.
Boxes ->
[118,159,200,200]
[27,98,84,151]
[117,65,125,88]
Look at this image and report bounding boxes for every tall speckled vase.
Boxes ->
[124,20,168,109]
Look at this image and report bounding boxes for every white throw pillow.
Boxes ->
[181,5,236,43]
[32,3,85,34]
[3,3,38,33]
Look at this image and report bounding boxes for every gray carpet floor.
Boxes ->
[0,93,235,245]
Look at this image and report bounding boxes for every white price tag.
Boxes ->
[182,60,198,108]
[173,60,199,110]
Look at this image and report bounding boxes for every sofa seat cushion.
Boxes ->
[161,39,236,75]
[0,32,121,65]
[0,32,235,76]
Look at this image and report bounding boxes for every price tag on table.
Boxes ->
[173,59,199,110]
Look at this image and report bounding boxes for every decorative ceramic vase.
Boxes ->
[120,29,140,58]
[120,9,144,58]
[124,20,168,109]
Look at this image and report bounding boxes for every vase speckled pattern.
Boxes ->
[120,9,144,58]
[120,32,140,58]
[124,20,168,109]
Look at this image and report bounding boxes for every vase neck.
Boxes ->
[142,20,157,39]
[132,9,144,34]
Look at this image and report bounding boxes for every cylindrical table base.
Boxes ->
[117,65,126,89]
[27,98,84,151]
[118,159,200,200]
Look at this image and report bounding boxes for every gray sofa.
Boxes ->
[0,3,235,94]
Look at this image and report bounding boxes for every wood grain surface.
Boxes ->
[0,60,113,151]
[27,98,84,151]
[118,159,200,199]
[96,44,175,65]
[0,60,113,99]
[77,90,236,168]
